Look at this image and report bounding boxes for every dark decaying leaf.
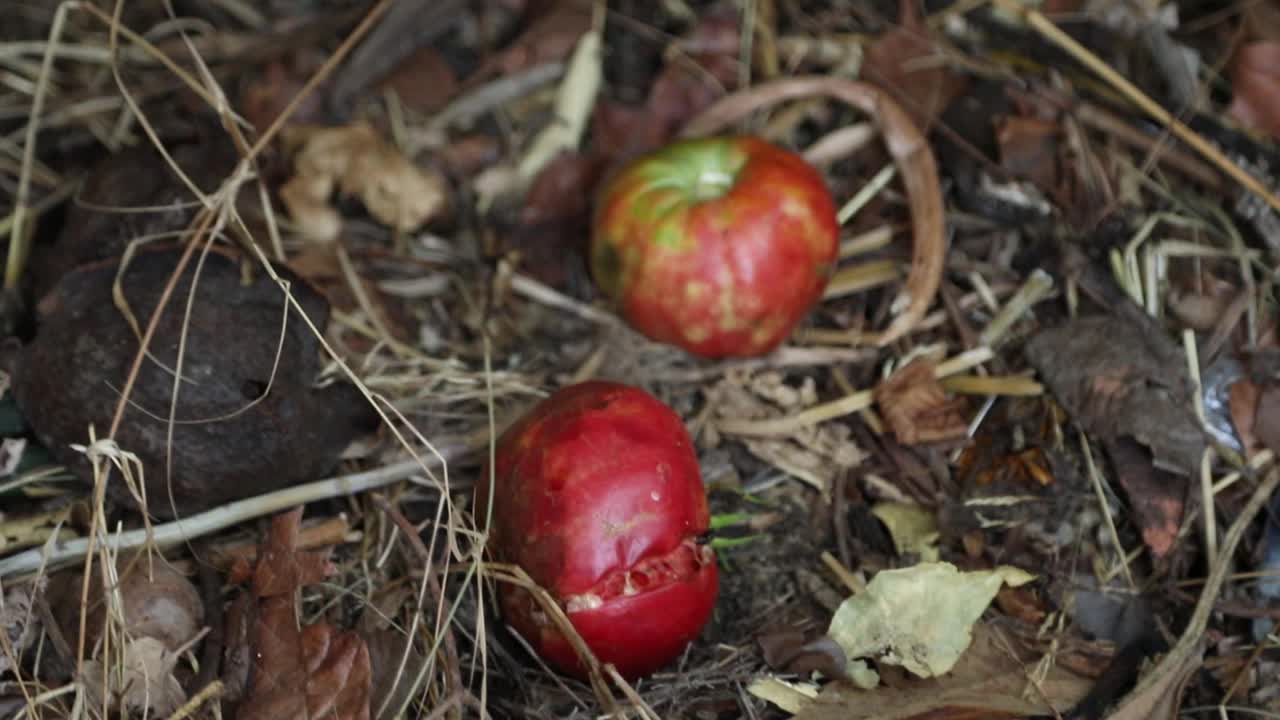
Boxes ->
[1024,314,1205,476]
[1255,384,1280,456]
[757,629,849,681]
[376,46,459,115]
[478,0,593,81]
[234,508,372,720]
[859,0,968,132]
[1102,437,1184,559]
[995,114,1061,198]
[498,151,605,288]
[1026,315,1202,558]
[12,245,377,518]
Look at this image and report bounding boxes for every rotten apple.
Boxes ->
[476,381,718,679]
[592,135,839,358]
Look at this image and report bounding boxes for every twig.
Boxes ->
[939,374,1043,396]
[978,268,1054,348]
[605,664,661,720]
[509,272,618,325]
[0,435,482,578]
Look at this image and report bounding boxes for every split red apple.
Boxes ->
[592,136,839,358]
[476,381,718,679]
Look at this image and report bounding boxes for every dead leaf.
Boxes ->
[593,5,742,158]
[1253,383,1280,458]
[1167,272,1239,332]
[871,501,940,560]
[828,562,1034,678]
[645,6,741,143]
[1227,42,1280,140]
[281,123,448,243]
[234,508,372,720]
[1025,314,1206,476]
[758,630,850,681]
[326,0,470,112]
[241,51,329,132]
[996,114,1062,197]
[378,46,459,115]
[1244,1,1280,44]
[520,151,602,227]
[477,0,593,82]
[81,637,187,717]
[501,151,604,287]
[874,359,969,445]
[794,623,1092,720]
[1103,437,1185,559]
[440,134,502,177]
[995,585,1048,627]
[860,0,969,131]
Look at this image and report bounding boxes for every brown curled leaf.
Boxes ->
[874,358,968,445]
[679,76,945,346]
[234,509,372,720]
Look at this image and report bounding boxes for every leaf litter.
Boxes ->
[2,0,1280,718]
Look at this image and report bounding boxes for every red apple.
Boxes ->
[592,135,839,358]
[476,381,718,679]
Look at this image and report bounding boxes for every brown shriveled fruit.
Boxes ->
[11,244,377,518]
